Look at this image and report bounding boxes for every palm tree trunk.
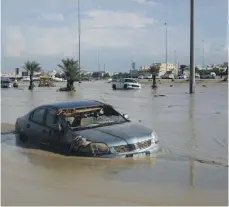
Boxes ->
[66,79,74,91]
[28,74,34,90]
[152,75,157,88]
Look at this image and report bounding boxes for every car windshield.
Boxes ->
[60,105,128,130]
[125,79,137,83]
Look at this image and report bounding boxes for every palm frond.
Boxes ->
[22,60,42,75]
[57,58,80,80]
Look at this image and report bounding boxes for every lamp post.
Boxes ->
[165,22,168,72]
[202,39,205,70]
[189,0,195,94]
[78,0,81,83]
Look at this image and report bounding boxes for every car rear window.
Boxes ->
[30,108,46,124]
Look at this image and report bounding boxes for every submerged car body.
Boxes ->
[112,78,141,90]
[15,100,160,158]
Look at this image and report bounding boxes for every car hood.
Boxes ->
[73,122,153,147]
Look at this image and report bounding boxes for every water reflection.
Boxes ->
[188,95,196,187]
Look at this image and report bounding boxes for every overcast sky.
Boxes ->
[1,0,228,72]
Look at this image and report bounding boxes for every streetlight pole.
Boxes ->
[189,0,195,94]
[165,22,168,72]
[78,0,81,83]
[98,52,100,71]
[202,39,205,70]
[174,50,177,75]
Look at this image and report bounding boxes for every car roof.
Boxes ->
[40,99,105,109]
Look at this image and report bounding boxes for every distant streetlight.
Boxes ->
[98,52,100,71]
[202,39,205,69]
[174,50,177,74]
[189,0,195,94]
[78,0,81,83]
[165,22,168,72]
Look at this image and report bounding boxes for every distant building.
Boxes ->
[129,69,138,78]
[139,65,150,71]
[131,62,136,70]
[154,62,176,76]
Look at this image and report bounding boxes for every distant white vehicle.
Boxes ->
[21,76,30,82]
[112,78,141,90]
[1,77,12,88]
[51,76,66,82]
[210,72,216,78]
[107,78,112,83]
[138,75,144,79]
[22,76,40,82]
[144,74,152,79]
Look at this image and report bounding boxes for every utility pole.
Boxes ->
[174,50,177,75]
[78,0,81,83]
[165,22,168,72]
[202,39,205,70]
[98,52,100,71]
[189,0,195,94]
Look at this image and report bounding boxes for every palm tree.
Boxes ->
[148,64,160,88]
[149,64,160,76]
[22,61,42,90]
[57,58,80,91]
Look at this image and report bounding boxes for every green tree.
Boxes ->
[148,64,160,75]
[148,64,160,88]
[57,58,80,91]
[103,73,110,78]
[22,61,42,90]
[92,72,101,79]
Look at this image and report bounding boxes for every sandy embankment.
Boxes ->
[1,123,15,133]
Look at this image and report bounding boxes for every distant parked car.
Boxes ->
[1,77,12,88]
[15,100,160,158]
[200,74,215,79]
[138,75,144,79]
[143,74,152,79]
[112,78,141,90]
[161,74,175,79]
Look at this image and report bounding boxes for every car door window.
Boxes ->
[45,109,60,128]
[30,108,46,124]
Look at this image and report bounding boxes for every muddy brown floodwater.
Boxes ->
[1,81,228,206]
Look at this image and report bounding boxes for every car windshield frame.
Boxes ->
[58,105,129,131]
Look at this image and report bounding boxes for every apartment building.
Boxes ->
[139,65,150,71]
[154,62,176,76]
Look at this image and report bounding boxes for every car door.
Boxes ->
[119,79,124,88]
[43,108,70,152]
[27,107,47,144]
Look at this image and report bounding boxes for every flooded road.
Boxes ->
[1,81,228,205]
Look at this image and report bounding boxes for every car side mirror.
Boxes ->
[123,114,129,119]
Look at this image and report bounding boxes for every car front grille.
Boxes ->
[114,144,136,153]
[114,139,152,153]
[136,139,152,149]
[131,85,139,87]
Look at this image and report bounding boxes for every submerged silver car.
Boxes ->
[15,100,160,158]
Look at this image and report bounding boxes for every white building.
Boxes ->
[154,63,177,76]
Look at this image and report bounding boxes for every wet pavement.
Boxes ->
[1,81,228,206]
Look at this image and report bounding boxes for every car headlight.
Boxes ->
[109,147,117,154]
[110,144,136,153]
[151,131,159,143]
